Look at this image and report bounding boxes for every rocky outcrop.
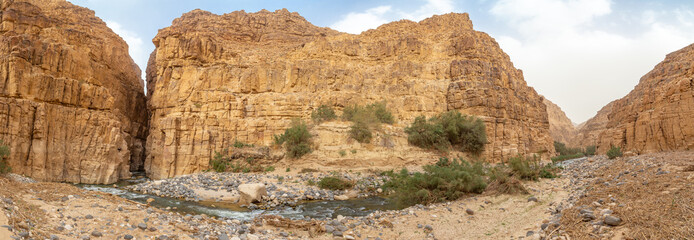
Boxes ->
[145,9,554,179]
[0,0,147,184]
[572,101,615,148]
[595,44,694,154]
[543,98,576,145]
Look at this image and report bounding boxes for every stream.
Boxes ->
[76,174,400,221]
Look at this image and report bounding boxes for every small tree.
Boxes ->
[311,104,337,123]
[0,140,10,174]
[275,119,312,158]
[606,146,622,159]
[349,120,372,143]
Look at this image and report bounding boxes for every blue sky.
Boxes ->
[68,0,694,123]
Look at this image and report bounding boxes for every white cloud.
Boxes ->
[490,0,694,123]
[106,20,146,80]
[330,0,454,34]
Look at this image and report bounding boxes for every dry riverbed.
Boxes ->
[2,152,692,240]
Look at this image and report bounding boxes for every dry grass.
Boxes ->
[559,152,694,239]
[260,215,324,237]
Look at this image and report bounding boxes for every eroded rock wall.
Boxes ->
[595,44,694,154]
[543,98,577,145]
[145,9,554,179]
[0,0,148,184]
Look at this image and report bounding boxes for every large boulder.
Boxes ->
[238,183,267,205]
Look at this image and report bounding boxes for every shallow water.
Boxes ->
[77,174,399,220]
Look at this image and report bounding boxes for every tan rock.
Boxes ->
[238,183,267,205]
[543,98,577,145]
[0,0,147,183]
[145,9,554,179]
[572,101,616,148]
[591,44,694,154]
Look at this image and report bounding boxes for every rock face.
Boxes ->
[543,98,576,145]
[145,9,554,179]
[0,0,147,183]
[572,101,615,148]
[595,44,694,154]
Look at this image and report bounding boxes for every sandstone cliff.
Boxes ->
[145,9,554,179]
[0,0,148,183]
[571,101,615,148]
[595,44,694,154]
[543,98,576,145]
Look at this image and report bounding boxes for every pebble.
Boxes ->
[424,225,433,231]
[84,215,93,219]
[123,235,134,240]
[528,196,538,202]
[137,223,148,230]
[604,215,622,226]
[91,231,102,237]
[466,208,475,215]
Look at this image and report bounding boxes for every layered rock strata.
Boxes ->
[595,44,694,154]
[145,9,554,179]
[0,0,148,184]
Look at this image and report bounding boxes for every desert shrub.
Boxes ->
[311,104,337,123]
[232,140,253,148]
[405,111,487,154]
[0,140,11,174]
[264,166,275,173]
[606,146,622,159]
[486,165,528,195]
[584,145,596,156]
[210,150,229,172]
[382,157,487,207]
[404,116,449,152]
[507,155,559,180]
[341,101,394,125]
[366,101,394,124]
[339,150,346,157]
[553,141,583,156]
[318,176,354,190]
[275,119,312,158]
[349,121,373,143]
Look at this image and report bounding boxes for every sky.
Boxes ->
[68,0,694,124]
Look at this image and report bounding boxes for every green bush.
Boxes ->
[318,176,354,190]
[210,150,229,172]
[0,140,11,174]
[553,141,583,156]
[349,121,373,143]
[382,157,487,207]
[404,116,449,152]
[339,150,346,157]
[311,104,337,123]
[342,101,394,125]
[584,145,596,156]
[233,140,252,148]
[366,101,394,124]
[507,155,560,180]
[606,146,622,159]
[405,111,487,154]
[275,119,312,158]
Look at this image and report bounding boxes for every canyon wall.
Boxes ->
[145,9,554,179]
[595,44,694,154]
[571,101,615,148]
[543,98,576,145]
[0,0,148,184]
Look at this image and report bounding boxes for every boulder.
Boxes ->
[238,184,267,205]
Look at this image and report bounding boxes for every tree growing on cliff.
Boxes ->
[0,140,10,174]
[311,104,337,123]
